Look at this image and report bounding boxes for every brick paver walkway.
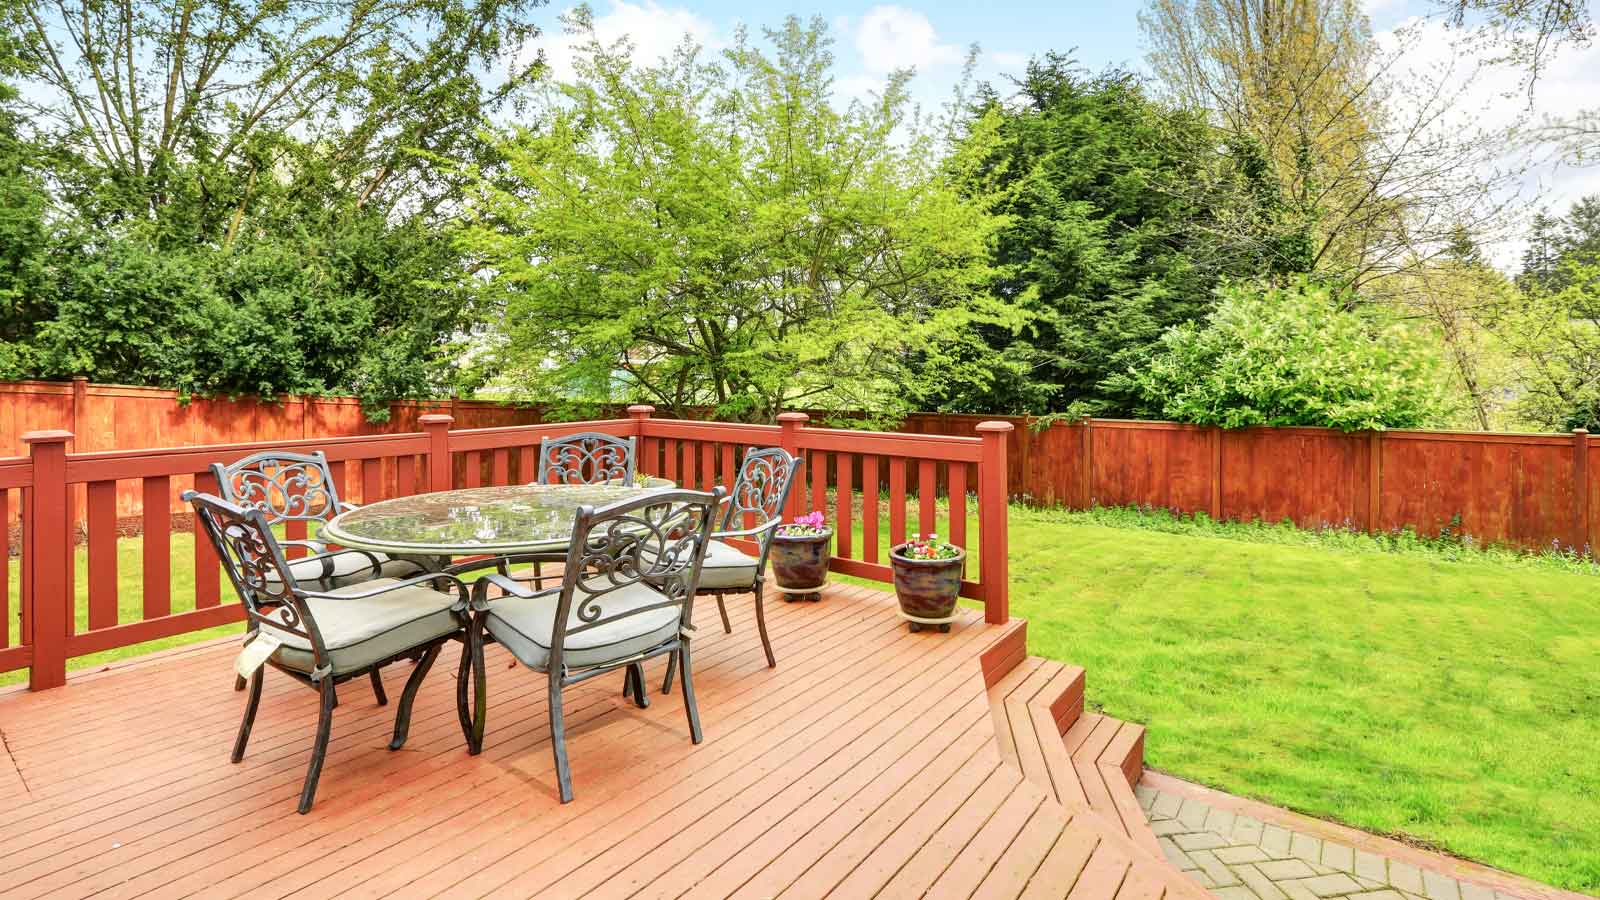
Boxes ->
[1138,780,1578,900]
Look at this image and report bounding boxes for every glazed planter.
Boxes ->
[889,544,966,632]
[769,529,833,602]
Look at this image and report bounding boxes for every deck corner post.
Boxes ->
[22,429,73,691]
[777,411,809,521]
[976,421,1013,625]
[626,404,655,436]
[419,414,454,492]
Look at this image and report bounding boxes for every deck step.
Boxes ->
[992,655,1168,866]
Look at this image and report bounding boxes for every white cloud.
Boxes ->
[530,1,721,84]
[990,50,1030,70]
[854,5,963,75]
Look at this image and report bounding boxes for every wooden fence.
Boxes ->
[3,378,1595,554]
[1,407,1013,690]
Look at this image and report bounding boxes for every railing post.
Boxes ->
[778,412,809,522]
[977,421,1012,625]
[23,430,72,691]
[1575,428,1590,555]
[420,414,454,492]
[629,405,656,477]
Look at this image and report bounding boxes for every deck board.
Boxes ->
[0,582,1196,900]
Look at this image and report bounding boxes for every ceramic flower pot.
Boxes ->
[889,543,966,632]
[770,529,833,602]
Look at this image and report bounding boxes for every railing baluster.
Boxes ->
[664,439,679,482]
[949,461,969,557]
[142,476,171,619]
[492,448,510,486]
[397,455,416,497]
[193,470,221,608]
[863,456,880,564]
[681,441,697,489]
[889,457,907,546]
[720,443,735,490]
[363,457,383,503]
[700,442,715,491]
[464,450,482,488]
[918,458,937,538]
[517,447,534,485]
[1,488,9,649]
[810,450,827,517]
[86,480,118,631]
[836,452,853,559]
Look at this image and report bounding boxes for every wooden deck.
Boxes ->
[0,584,1205,899]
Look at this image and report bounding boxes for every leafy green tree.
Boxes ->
[1496,260,1600,431]
[0,0,542,416]
[1124,277,1451,430]
[926,56,1259,415]
[459,11,1015,424]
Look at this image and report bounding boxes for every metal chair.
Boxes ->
[213,450,426,700]
[660,447,802,694]
[535,432,637,485]
[185,491,470,814]
[459,487,723,803]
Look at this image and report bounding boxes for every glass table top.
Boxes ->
[319,479,675,554]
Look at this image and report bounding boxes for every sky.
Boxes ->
[520,0,1600,271]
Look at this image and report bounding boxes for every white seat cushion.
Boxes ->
[260,578,463,676]
[485,582,681,672]
[265,550,425,590]
[694,539,760,591]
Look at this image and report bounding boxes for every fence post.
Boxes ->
[977,421,1013,625]
[23,430,72,691]
[420,414,454,492]
[778,412,809,522]
[1575,428,1590,554]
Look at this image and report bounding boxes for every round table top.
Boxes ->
[318,479,676,556]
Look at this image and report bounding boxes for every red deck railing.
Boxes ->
[3,408,1012,691]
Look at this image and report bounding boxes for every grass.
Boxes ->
[5,500,1597,891]
[1003,504,1600,893]
[3,532,242,688]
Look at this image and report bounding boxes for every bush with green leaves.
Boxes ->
[1124,278,1450,430]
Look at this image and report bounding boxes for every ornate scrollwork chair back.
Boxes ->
[536,432,637,485]
[189,491,328,667]
[212,450,346,525]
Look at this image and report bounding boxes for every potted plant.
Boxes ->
[770,511,832,602]
[889,534,965,632]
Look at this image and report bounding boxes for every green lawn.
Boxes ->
[1003,506,1600,893]
[5,503,1597,891]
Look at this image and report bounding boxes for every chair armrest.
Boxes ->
[472,573,560,610]
[712,517,780,543]
[280,538,331,555]
[338,501,360,514]
[300,571,472,609]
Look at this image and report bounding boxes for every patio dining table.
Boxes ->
[317,479,677,565]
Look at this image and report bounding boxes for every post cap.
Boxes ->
[975,420,1015,433]
[418,413,454,426]
[776,412,810,424]
[21,430,74,444]
[1577,428,1590,435]
[626,404,656,416]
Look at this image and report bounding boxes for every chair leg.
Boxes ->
[679,641,702,744]
[550,674,574,803]
[469,615,488,755]
[754,581,776,669]
[298,678,337,815]
[389,644,441,751]
[625,662,649,709]
[661,648,677,695]
[716,595,732,633]
[234,674,247,691]
[455,636,473,748]
[231,667,264,763]
[369,667,389,706]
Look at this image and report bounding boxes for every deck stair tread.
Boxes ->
[989,651,1172,872]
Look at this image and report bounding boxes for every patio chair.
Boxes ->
[660,447,802,694]
[459,487,723,803]
[185,491,469,814]
[213,450,426,701]
[536,432,637,485]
